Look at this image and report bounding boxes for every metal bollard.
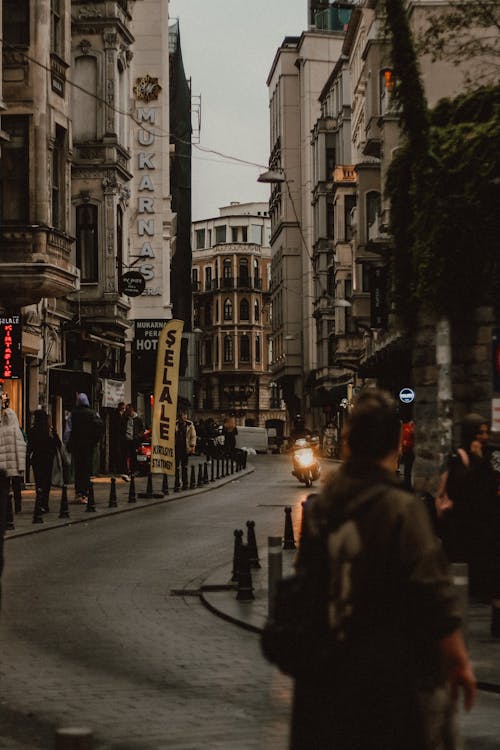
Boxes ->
[450,562,469,638]
[268,536,283,617]
[55,726,93,749]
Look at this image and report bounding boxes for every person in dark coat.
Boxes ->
[66,393,103,504]
[27,409,61,513]
[0,467,8,607]
[290,389,476,750]
[222,415,238,457]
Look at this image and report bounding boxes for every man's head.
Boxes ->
[118,401,126,412]
[178,409,188,422]
[76,393,90,407]
[344,389,401,463]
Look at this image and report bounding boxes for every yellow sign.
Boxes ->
[151,320,184,475]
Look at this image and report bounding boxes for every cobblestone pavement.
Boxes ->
[1,456,500,749]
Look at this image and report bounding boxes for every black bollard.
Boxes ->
[128,474,137,503]
[221,457,226,478]
[59,485,70,518]
[162,473,170,496]
[108,477,118,508]
[246,520,261,568]
[210,460,215,482]
[203,462,209,484]
[283,506,296,550]
[231,529,244,582]
[190,465,196,489]
[230,457,234,474]
[236,544,255,601]
[197,463,203,487]
[85,482,96,512]
[216,458,220,479]
[138,471,154,499]
[6,493,14,530]
[32,488,44,524]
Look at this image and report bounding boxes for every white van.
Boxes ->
[235,426,268,454]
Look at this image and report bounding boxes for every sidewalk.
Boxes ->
[4,456,252,539]
[200,536,500,694]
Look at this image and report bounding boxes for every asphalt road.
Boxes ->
[0,455,499,749]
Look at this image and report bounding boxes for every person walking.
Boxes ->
[27,409,61,513]
[66,393,103,504]
[0,392,26,515]
[174,409,196,490]
[290,389,475,750]
[222,415,238,458]
[122,404,144,479]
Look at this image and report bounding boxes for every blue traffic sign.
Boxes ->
[399,387,415,404]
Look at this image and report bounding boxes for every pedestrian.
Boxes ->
[27,409,61,513]
[0,467,8,605]
[290,388,476,750]
[109,401,126,475]
[222,415,238,458]
[66,393,104,504]
[174,409,196,490]
[0,392,26,513]
[399,418,415,489]
[122,404,144,479]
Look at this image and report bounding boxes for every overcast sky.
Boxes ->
[168,0,307,220]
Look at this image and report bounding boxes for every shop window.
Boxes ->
[76,204,99,282]
[0,116,29,224]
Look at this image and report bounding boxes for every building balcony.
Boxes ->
[0,225,77,306]
[333,165,356,185]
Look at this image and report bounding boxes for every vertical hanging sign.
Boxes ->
[0,314,22,379]
[151,320,184,475]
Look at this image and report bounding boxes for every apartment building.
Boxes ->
[192,202,284,429]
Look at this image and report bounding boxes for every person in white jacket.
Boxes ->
[0,393,26,482]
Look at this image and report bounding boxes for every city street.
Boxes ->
[1,456,500,749]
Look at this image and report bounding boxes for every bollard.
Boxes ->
[197,463,203,487]
[128,474,137,503]
[85,482,96,512]
[162,473,170,496]
[231,529,244,582]
[268,536,283,617]
[55,726,93,750]
[210,460,215,482]
[59,485,70,518]
[108,477,118,508]
[221,457,226,478]
[283,506,296,550]
[450,562,468,639]
[32,488,44,524]
[246,520,261,569]
[14,489,22,514]
[203,462,209,484]
[6,493,14,530]
[138,471,154,499]
[231,457,234,474]
[216,458,220,480]
[236,544,255,601]
[189,465,196,489]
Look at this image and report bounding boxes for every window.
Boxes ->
[3,0,29,45]
[0,116,29,224]
[240,335,250,362]
[76,204,99,282]
[241,226,248,243]
[204,303,212,326]
[50,0,62,55]
[195,228,205,249]
[255,335,261,363]
[250,224,262,245]
[192,268,199,290]
[222,258,232,287]
[239,258,249,286]
[254,301,260,322]
[344,195,356,241]
[223,335,233,362]
[380,69,396,115]
[231,227,238,243]
[215,225,227,244]
[223,298,233,320]
[240,299,250,321]
[326,200,334,240]
[204,339,212,366]
[52,126,66,231]
[326,147,336,179]
[205,266,212,290]
[327,267,335,297]
[366,191,381,239]
[73,56,98,142]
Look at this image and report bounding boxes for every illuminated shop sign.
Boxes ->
[0,314,22,379]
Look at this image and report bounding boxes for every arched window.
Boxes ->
[223,258,231,277]
[240,335,250,362]
[76,204,98,282]
[240,298,250,321]
[223,298,232,320]
[239,257,249,286]
[223,335,233,362]
[254,301,260,322]
[255,335,261,363]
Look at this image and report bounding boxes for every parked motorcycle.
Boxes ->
[291,437,320,487]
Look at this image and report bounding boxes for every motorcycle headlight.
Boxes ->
[295,448,314,467]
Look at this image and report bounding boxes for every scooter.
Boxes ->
[291,437,320,488]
